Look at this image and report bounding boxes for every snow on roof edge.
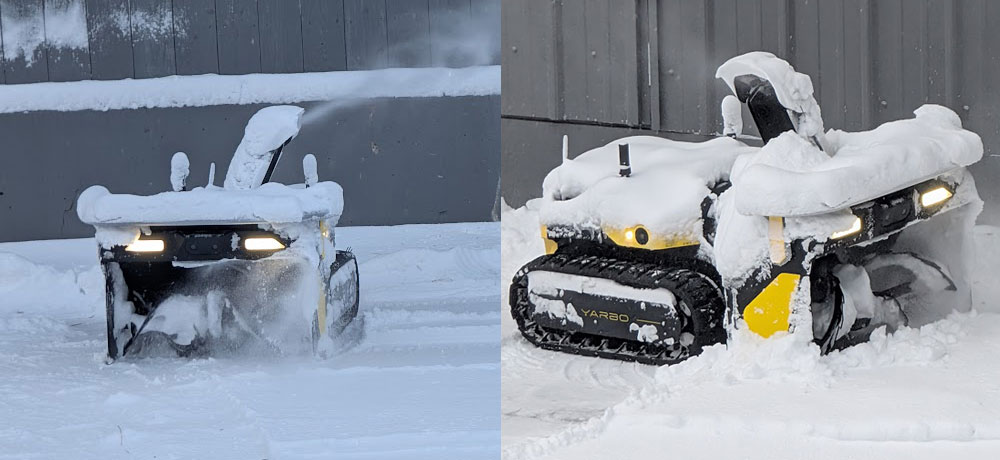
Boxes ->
[0,65,500,114]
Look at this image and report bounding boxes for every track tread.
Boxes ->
[510,253,726,366]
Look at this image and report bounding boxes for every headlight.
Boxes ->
[830,216,862,240]
[125,239,165,252]
[244,237,285,251]
[920,186,953,208]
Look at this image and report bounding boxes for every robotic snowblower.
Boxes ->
[510,52,983,365]
[78,105,359,360]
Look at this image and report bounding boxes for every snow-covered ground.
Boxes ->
[0,222,499,460]
[502,201,1000,460]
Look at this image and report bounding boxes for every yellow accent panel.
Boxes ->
[541,226,558,254]
[767,216,787,264]
[603,225,700,250]
[743,273,800,338]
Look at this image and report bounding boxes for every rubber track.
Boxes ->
[510,253,727,365]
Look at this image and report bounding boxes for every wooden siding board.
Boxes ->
[301,0,346,72]
[173,0,219,75]
[44,0,91,82]
[258,0,304,73]
[129,0,175,78]
[344,0,388,70]
[386,0,430,67]
[215,0,261,75]
[85,0,132,80]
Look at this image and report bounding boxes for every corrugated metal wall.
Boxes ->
[0,0,500,84]
[501,0,1000,222]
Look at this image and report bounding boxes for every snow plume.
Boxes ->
[426,1,500,68]
[300,1,499,126]
[0,0,88,65]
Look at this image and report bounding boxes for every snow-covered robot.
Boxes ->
[78,105,359,360]
[510,52,982,365]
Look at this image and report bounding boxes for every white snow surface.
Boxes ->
[0,65,501,113]
[77,181,344,227]
[224,105,304,190]
[502,203,1000,460]
[539,136,756,236]
[735,105,983,217]
[0,221,499,459]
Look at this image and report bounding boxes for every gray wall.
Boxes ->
[0,0,500,242]
[0,0,500,84]
[0,96,500,242]
[501,0,1000,224]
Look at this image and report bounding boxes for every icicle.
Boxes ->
[170,152,190,192]
[303,154,319,187]
[207,162,216,187]
[561,134,569,163]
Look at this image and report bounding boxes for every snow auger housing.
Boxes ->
[78,105,359,360]
[510,52,983,365]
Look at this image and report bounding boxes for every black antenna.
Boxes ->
[261,137,293,184]
[619,144,631,177]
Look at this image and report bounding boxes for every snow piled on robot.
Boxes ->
[225,105,304,190]
[735,105,983,217]
[539,136,755,237]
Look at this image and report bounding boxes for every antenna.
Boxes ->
[618,144,631,177]
[207,162,216,187]
[562,135,569,163]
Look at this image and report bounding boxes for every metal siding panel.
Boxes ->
[429,0,470,67]
[657,0,682,132]
[925,0,950,105]
[386,0,430,67]
[712,0,740,136]
[500,0,556,119]
[1,0,48,83]
[44,0,91,82]
[583,0,610,122]
[636,0,650,126]
[301,0,346,72]
[818,0,844,130]
[841,0,870,131]
[871,0,902,125]
[608,0,637,124]
[172,0,219,75]
[760,0,789,56]
[345,0,387,70]
[791,0,819,101]
[970,0,1000,224]
[85,0,132,80]
[646,0,659,130]
[679,0,709,134]
[900,0,927,116]
[130,0,176,78]
[258,0,304,73]
[215,0,261,75]
[735,0,762,54]
[559,0,587,120]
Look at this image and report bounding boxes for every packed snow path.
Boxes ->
[0,222,500,460]
[502,203,1000,460]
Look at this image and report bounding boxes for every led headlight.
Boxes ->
[920,186,953,208]
[830,216,862,240]
[125,239,165,252]
[244,237,285,251]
